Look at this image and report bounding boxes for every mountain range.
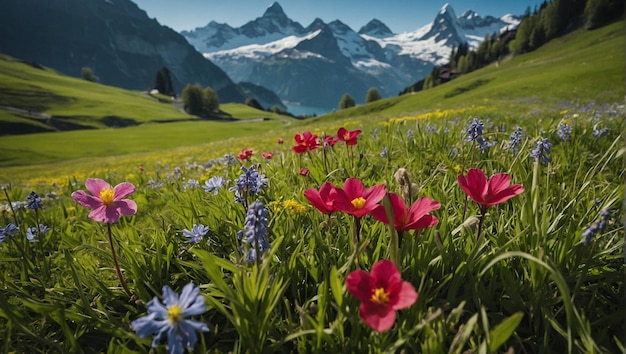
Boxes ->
[182,2,520,109]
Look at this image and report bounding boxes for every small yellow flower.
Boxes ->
[282,199,307,216]
[454,164,461,173]
[268,200,283,211]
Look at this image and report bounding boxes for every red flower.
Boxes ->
[331,178,386,218]
[299,168,310,176]
[371,193,440,232]
[457,168,524,212]
[262,151,273,159]
[324,135,339,147]
[337,127,362,146]
[139,166,144,172]
[303,182,337,214]
[346,259,417,332]
[277,138,284,144]
[292,131,320,154]
[238,148,254,161]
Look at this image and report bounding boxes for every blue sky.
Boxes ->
[131,1,544,34]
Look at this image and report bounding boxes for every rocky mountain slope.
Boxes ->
[0,0,247,102]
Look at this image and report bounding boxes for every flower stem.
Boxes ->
[106,223,132,297]
[254,230,262,270]
[476,207,487,241]
[381,193,400,267]
[352,215,362,268]
[3,187,21,226]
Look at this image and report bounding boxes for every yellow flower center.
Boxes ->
[371,287,389,305]
[351,197,366,210]
[99,187,115,205]
[167,305,183,324]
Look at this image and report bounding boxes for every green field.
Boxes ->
[0,21,624,354]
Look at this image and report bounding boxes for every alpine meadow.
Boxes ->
[0,3,624,354]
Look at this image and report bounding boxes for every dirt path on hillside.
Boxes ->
[0,105,51,119]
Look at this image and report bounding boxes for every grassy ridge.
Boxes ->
[311,21,624,122]
[0,55,293,136]
[0,55,194,132]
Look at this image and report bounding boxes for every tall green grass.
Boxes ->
[0,102,622,352]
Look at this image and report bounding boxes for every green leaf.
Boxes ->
[488,312,523,353]
[329,266,343,307]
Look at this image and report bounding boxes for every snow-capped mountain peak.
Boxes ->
[460,9,479,20]
[181,2,521,108]
[419,3,464,43]
[440,3,458,17]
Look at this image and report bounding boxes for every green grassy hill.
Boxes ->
[0,21,623,173]
[309,20,624,123]
[0,55,192,133]
[0,54,291,135]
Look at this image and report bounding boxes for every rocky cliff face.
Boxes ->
[0,0,245,102]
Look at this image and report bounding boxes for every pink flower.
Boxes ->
[277,138,284,144]
[303,182,337,214]
[346,259,417,332]
[262,151,273,159]
[337,127,362,146]
[331,178,386,218]
[299,168,310,176]
[371,193,440,232]
[72,178,137,223]
[457,168,524,212]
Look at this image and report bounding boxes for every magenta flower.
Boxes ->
[331,178,386,218]
[457,168,524,213]
[346,259,417,332]
[337,127,362,146]
[304,182,338,214]
[72,178,137,223]
[371,193,440,232]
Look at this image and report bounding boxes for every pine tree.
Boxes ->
[423,74,434,89]
[154,67,175,97]
[509,17,531,54]
[457,56,468,74]
[585,0,617,29]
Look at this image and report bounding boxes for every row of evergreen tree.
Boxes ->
[401,0,623,95]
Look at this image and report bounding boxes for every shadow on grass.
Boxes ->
[443,78,493,99]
